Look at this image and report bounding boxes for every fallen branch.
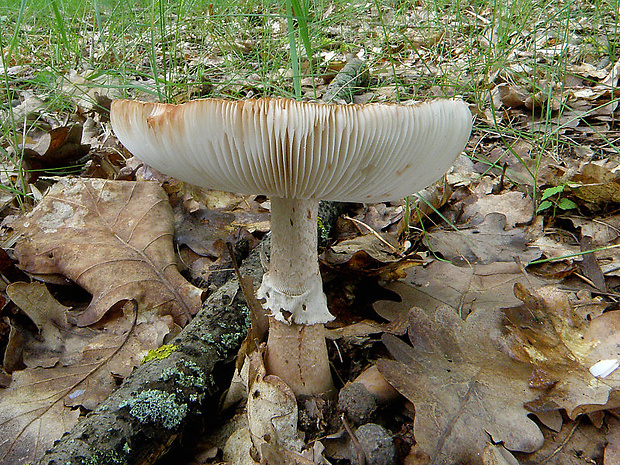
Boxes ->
[35,248,265,465]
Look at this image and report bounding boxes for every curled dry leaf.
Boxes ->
[247,349,304,461]
[491,83,528,110]
[322,233,421,278]
[501,284,620,418]
[377,306,544,465]
[565,161,620,205]
[21,125,90,182]
[9,177,203,326]
[6,281,71,368]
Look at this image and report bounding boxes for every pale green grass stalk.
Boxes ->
[0,0,30,203]
[285,0,303,98]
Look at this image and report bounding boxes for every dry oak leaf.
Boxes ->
[6,282,170,383]
[377,306,544,465]
[0,367,81,465]
[6,281,72,368]
[461,190,535,229]
[0,301,171,464]
[566,161,620,205]
[501,284,620,419]
[10,177,202,326]
[424,213,541,266]
[373,260,549,323]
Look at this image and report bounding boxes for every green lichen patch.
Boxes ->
[157,359,214,403]
[120,390,188,430]
[198,323,247,357]
[160,362,205,389]
[220,332,244,350]
[142,344,178,364]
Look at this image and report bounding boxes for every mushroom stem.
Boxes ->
[259,197,335,396]
[269,197,322,299]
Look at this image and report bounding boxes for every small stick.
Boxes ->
[540,418,581,464]
[343,215,403,256]
[341,413,366,465]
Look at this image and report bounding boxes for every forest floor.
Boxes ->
[2,0,620,464]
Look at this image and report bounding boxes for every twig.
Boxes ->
[341,413,366,465]
[540,417,581,464]
[343,215,403,256]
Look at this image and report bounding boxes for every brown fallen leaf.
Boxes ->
[325,317,408,340]
[604,416,620,464]
[566,160,620,205]
[0,367,81,465]
[491,83,528,109]
[569,214,620,247]
[377,306,544,465]
[21,125,90,182]
[175,207,237,258]
[579,235,606,291]
[424,213,541,265]
[460,187,535,228]
[502,284,620,418]
[67,307,172,409]
[373,259,549,322]
[247,348,304,462]
[0,300,172,464]
[482,444,520,465]
[9,177,203,326]
[322,232,421,279]
[6,282,71,368]
[514,417,605,465]
[4,319,26,373]
[566,215,620,277]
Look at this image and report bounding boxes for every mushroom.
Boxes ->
[110,98,472,397]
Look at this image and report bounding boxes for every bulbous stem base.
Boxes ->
[265,317,335,397]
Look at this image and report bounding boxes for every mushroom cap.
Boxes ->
[111,98,472,202]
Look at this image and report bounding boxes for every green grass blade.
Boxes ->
[50,0,70,52]
[285,0,302,99]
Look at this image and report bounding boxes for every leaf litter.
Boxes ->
[0,298,171,464]
[377,306,545,465]
[7,177,203,327]
[5,1,620,464]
